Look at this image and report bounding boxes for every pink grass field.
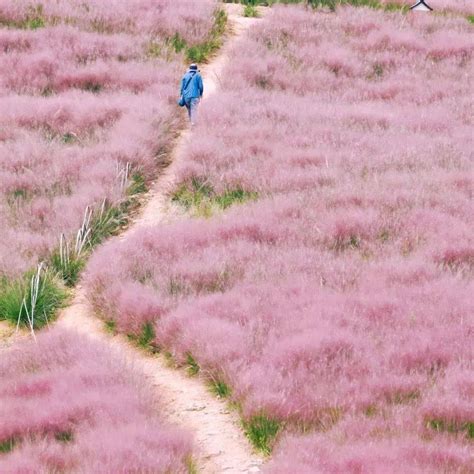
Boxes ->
[0,0,216,278]
[0,327,193,472]
[86,5,473,471]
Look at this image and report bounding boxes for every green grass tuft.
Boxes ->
[169,33,187,54]
[54,430,74,443]
[127,172,147,196]
[186,9,227,63]
[50,251,86,287]
[137,322,157,352]
[209,379,231,398]
[244,4,260,17]
[104,319,117,333]
[0,5,45,29]
[186,456,198,474]
[61,132,77,144]
[0,271,67,329]
[88,203,127,247]
[428,419,474,439]
[0,437,17,453]
[215,188,258,210]
[186,353,200,376]
[82,82,102,93]
[172,178,257,216]
[244,414,281,455]
[468,15,474,24]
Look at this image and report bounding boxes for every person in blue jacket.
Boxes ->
[179,64,203,125]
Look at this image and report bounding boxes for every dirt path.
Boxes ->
[56,6,266,473]
[131,4,260,231]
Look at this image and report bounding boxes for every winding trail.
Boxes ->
[55,5,266,473]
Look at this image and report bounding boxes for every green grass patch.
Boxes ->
[127,172,147,196]
[54,430,74,443]
[166,9,227,64]
[468,15,474,24]
[428,419,474,439]
[0,270,67,329]
[138,322,156,349]
[127,322,158,353]
[61,132,77,144]
[172,178,257,216]
[6,188,31,208]
[243,414,281,455]
[186,353,200,376]
[186,457,198,474]
[104,319,117,333]
[244,4,260,17]
[82,82,102,93]
[0,437,18,453]
[209,378,231,398]
[169,33,187,54]
[50,250,86,287]
[187,9,227,63]
[88,202,127,247]
[0,5,45,29]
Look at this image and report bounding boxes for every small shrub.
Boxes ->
[214,188,258,210]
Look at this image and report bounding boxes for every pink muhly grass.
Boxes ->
[0,1,216,278]
[85,3,473,466]
[0,327,193,472]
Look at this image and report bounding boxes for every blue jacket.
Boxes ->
[180,70,203,101]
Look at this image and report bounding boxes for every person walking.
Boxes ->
[178,63,203,125]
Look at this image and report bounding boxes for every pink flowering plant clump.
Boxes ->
[0,327,194,472]
[86,4,473,468]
